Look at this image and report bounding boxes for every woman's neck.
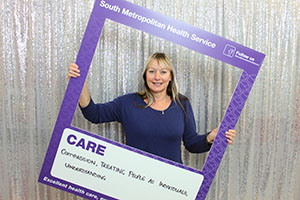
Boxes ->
[148,92,172,111]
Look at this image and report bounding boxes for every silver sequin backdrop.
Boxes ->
[0,0,299,199]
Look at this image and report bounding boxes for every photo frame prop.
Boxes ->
[39,0,265,199]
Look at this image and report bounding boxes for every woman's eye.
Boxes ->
[161,70,168,74]
[148,70,155,73]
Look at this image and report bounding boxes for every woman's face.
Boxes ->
[145,59,172,95]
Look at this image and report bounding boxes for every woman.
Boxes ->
[68,53,236,164]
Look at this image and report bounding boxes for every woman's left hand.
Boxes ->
[207,128,236,145]
[225,129,236,144]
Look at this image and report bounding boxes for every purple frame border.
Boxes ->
[39,0,265,199]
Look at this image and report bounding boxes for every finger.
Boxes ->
[67,72,80,81]
[226,130,236,137]
[227,138,233,144]
[225,135,234,142]
[226,135,234,145]
[226,132,235,138]
[68,70,80,78]
[225,132,235,140]
[69,63,80,72]
[225,131,236,144]
[67,63,81,80]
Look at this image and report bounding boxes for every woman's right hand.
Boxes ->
[67,63,80,80]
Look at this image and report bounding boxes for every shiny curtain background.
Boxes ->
[0,0,299,199]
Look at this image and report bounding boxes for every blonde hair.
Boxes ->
[137,53,187,115]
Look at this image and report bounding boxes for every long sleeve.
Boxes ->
[182,99,211,153]
[80,97,122,124]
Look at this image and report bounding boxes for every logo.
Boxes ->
[223,44,236,58]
